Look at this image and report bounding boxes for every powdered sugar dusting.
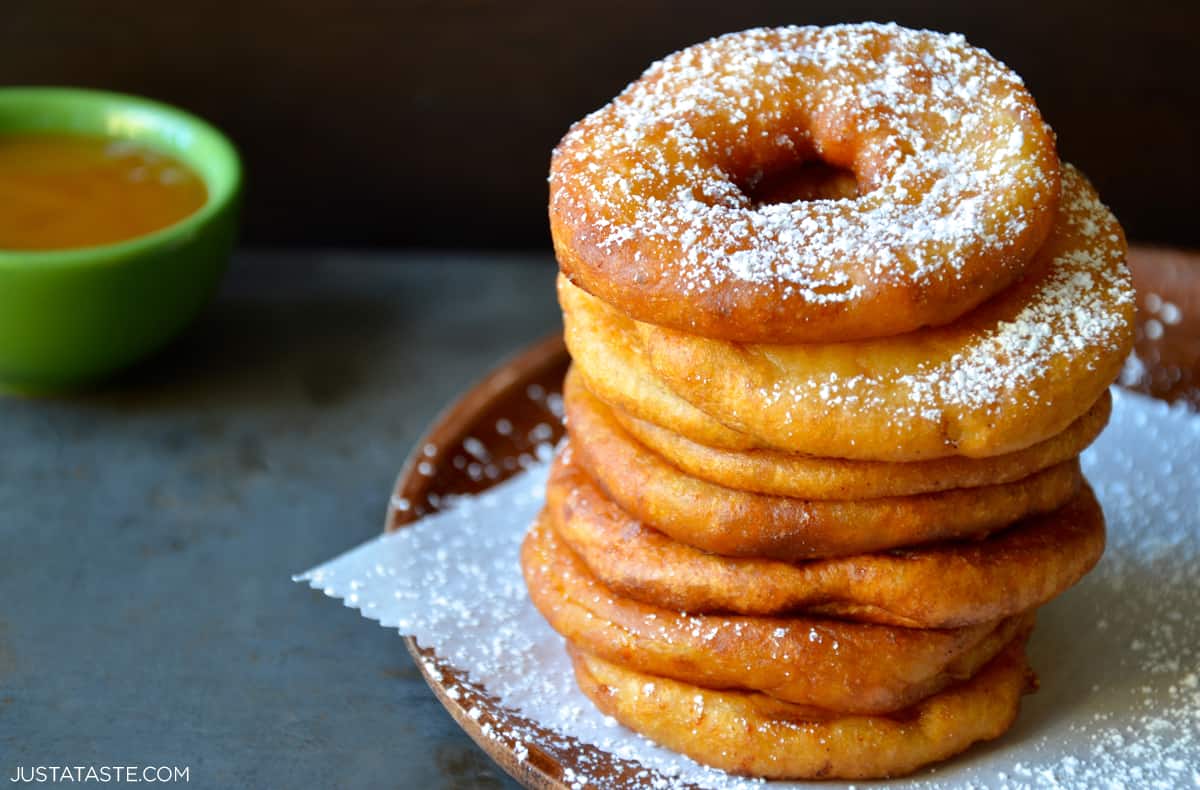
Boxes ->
[674,167,1133,438]
[296,389,1198,789]
[908,171,1132,413]
[551,23,1057,305]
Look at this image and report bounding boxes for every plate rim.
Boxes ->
[384,333,578,790]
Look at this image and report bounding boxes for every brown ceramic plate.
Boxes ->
[385,334,658,789]
[383,246,1199,789]
[1125,246,1200,408]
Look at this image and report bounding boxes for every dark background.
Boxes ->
[6,0,1197,249]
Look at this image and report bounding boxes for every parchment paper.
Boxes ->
[296,388,1199,789]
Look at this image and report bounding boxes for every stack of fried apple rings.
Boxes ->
[523,23,1136,781]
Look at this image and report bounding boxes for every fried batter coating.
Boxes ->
[568,636,1035,779]
[566,372,1081,560]
[522,510,1030,713]
[551,25,1060,344]
[548,450,1104,627]
[614,386,1110,500]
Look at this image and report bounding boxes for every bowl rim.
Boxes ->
[0,86,242,269]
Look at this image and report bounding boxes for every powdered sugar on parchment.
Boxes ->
[296,389,1198,789]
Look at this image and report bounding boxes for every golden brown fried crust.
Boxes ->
[522,509,1032,714]
[547,450,1105,627]
[614,386,1111,499]
[550,26,1060,344]
[568,635,1035,780]
[559,276,758,451]
[565,371,1082,561]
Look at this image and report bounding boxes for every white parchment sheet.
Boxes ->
[296,389,1199,789]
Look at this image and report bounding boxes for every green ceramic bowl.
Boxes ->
[0,87,241,392]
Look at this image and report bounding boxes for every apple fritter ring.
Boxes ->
[568,637,1035,780]
[614,387,1110,500]
[631,166,1134,461]
[559,274,757,452]
[565,372,1081,560]
[550,25,1060,344]
[547,452,1104,627]
[522,511,1031,714]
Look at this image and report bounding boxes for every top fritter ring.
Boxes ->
[550,23,1061,343]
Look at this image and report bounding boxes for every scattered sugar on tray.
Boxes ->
[296,389,1198,789]
[462,436,491,463]
[1141,291,1187,330]
[1159,302,1182,325]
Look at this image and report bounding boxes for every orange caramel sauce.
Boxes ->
[0,134,207,251]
